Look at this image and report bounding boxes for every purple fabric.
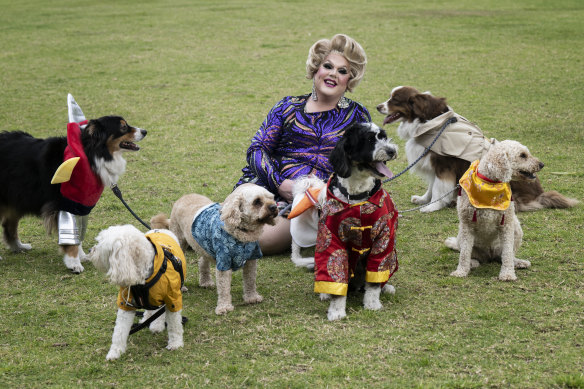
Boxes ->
[235,94,371,195]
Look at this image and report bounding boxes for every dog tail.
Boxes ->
[516,190,579,212]
[511,179,579,212]
[150,213,170,229]
[41,206,59,235]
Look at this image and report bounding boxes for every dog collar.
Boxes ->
[459,160,511,210]
[331,175,382,201]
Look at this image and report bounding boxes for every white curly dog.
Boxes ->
[88,225,186,360]
[445,140,543,281]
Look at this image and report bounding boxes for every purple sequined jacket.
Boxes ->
[235,94,371,196]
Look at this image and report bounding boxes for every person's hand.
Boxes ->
[277,179,295,203]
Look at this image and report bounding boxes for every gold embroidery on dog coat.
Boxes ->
[459,160,511,210]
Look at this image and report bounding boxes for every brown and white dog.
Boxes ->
[377,86,578,212]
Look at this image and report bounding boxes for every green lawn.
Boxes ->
[0,0,582,387]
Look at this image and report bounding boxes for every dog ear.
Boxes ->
[410,94,448,120]
[485,143,512,182]
[81,119,109,151]
[220,191,244,227]
[329,136,352,178]
[102,238,145,286]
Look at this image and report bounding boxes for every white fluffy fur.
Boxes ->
[445,140,541,281]
[151,183,277,315]
[88,225,184,360]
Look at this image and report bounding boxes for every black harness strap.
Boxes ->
[163,247,184,288]
[128,245,185,335]
[129,306,166,335]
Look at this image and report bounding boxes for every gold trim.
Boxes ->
[365,270,390,283]
[314,281,348,296]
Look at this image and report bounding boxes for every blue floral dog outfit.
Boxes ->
[191,203,262,271]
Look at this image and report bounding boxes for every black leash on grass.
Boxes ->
[111,184,151,230]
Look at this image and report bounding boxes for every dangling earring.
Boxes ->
[337,94,349,109]
[312,82,318,101]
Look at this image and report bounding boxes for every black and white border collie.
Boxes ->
[0,116,146,272]
[377,86,579,212]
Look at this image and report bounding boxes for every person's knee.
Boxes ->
[259,218,291,256]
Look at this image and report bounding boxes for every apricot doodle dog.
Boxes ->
[151,184,278,315]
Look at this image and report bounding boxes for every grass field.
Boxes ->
[1,0,583,387]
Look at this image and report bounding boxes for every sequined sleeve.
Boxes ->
[244,98,288,193]
[237,95,372,195]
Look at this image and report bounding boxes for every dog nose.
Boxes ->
[376,104,384,112]
[141,129,147,136]
[269,204,277,213]
[539,162,544,169]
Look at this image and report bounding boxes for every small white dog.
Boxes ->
[445,140,542,281]
[289,175,327,269]
[151,183,278,315]
[88,225,187,360]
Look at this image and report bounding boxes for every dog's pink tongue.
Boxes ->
[375,162,393,178]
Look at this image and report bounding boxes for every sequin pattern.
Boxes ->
[236,95,371,195]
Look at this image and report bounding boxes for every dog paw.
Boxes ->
[181,285,189,293]
[444,237,459,251]
[63,255,84,274]
[498,271,517,281]
[215,304,234,315]
[364,299,383,311]
[319,293,331,301]
[327,309,346,321]
[514,258,531,269]
[106,348,123,361]
[148,321,165,333]
[450,269,469,278]
[470,259,480,269]
[411,195,428,205]
[199,279,215,288]
[166,340,184,350]
[12,242,32,252]
[243,293,263,304]
[381,284,395,294]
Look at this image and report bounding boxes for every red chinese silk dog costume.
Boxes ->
[59,121,105,215]
[314,178,398,296]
